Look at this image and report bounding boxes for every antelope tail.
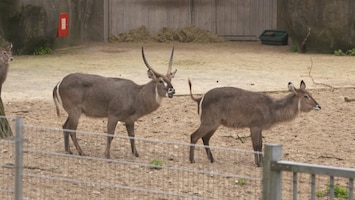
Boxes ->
[188,78,202,103]
[52,81,62,116]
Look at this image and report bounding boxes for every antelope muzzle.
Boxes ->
[168,87,175,98]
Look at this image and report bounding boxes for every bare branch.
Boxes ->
[308,57,334,91]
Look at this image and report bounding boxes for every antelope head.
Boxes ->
[288,80,321,112]
[1,43,13,63]
[142,47,177,98]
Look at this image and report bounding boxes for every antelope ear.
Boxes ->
[288,82,296,93]
[300,80,306,89]
[7,43,13,50]
[147,69,157,80]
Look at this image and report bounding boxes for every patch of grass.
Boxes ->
[149,159,164,170]
[329,184,349,198]
[289,45,298,52]
[316,184,349,199]
[235,178,247,186]
[316,190,326,197]
[33,46,52,55]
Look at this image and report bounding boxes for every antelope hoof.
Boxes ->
[208,155,214,163]
[255,159,263,167]
[105,152,110,159]
[134,152,139,157]
[79,152,87,156]
[66,150,73,155]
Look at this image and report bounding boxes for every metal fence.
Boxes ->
[1,117,262,200]
[263,144,355,200]
[2,117,355,200]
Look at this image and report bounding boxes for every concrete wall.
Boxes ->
[277,0,355,53]
[0,0,103,54]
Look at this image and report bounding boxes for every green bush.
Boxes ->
[334,49,344,56]
[33,46,52,55]
[346,48,355,56]
[334,48,355,56]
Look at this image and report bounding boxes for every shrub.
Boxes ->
[33,46,52,55]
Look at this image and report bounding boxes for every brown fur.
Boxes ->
[0,43,13,96]
[188,79,321,167]
[53,47,177,159]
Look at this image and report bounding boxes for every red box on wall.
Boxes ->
[57,13,69,37]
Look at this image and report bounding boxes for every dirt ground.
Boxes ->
[1,41,355,199]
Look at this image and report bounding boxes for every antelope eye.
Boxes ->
[159,80,164,84]
[2,51,6,55]
[304,95,309,99]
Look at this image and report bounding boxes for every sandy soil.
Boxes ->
[1,41,355,199]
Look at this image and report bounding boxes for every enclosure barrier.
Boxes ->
[2,117,355,199]
[1,117,262,200]
[14,117,23,200]
[263,144,355,200]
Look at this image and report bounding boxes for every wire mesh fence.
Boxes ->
[0,116,17,200]
[1,122,263,200]
[2,118,354,200]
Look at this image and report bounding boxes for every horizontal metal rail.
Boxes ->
[272,161,354,200]
[271,160,355,179]
[263,144,355,200]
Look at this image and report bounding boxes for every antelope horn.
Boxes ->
[168,47,174,75]
[141,46,161,76]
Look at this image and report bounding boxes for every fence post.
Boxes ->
[14,117,23,200]
[262,144,282,200]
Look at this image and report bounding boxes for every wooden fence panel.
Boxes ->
[108,0,277,40]
[110,0,191,35]
[191,0,216,33]
[216,0,277,40]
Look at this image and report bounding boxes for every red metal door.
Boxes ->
[57,13,69,37]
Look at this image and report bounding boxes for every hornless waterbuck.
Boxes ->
[53,47,177,159]
[188,79,321,167]
[0,43,14,96]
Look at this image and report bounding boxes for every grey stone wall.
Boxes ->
[0,0,103,54]
[278,0,355,53]
[2,0,353,54]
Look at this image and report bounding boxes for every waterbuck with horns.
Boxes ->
[188,79,321,167]
[53,47,177,159]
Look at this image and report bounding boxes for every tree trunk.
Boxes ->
[0,97,12,138]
